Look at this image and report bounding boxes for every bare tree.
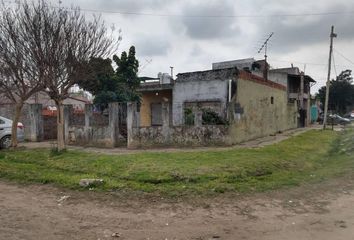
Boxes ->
[36,2,120,150]
[0,1,119,150]
[0,1,45,147]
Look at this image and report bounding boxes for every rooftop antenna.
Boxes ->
[257,32,274,80]
[138,58,152,74]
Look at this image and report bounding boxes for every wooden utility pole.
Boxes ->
[323,26,337,129]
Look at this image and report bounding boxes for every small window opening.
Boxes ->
[271,96,274,104]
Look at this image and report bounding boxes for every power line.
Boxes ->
[270,58,352,68]
[271,59,326,66]
[49,5,354,19]
[4,0,354,18]
[332,52,338,77]
[334,49,354,66]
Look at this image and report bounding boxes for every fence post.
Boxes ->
[29,104,43,142]
[84,104,93,142]
[162,101,170,142]
[194,109,203,127]
[63,105,72,144]
[108,102,120,148]
[127,102,137,149]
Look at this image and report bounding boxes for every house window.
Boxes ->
[151,103,162,126]
[271,96,274,104]
[184,107,194,125]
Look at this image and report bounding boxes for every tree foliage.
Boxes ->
[113,46,140,93]
[78,46,140,110]
[77,57,115,96]
[317,69,354,114]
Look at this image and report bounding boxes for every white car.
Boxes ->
[0,116,25,149]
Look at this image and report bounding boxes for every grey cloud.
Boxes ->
[93,0,169,12]
[134,36,171,57]
[258,3,354,53]
[39,0,354,89]
[179,1,239,39]
[190,45,204,56]
[63,0,171,12]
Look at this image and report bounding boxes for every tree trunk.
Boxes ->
[11,102,23,148]
[56,100,65,151]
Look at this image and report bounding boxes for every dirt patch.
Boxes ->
[1,175,354,240]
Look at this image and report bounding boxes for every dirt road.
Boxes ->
[1,176,354,240]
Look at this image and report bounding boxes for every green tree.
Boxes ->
[77,46,140,109]
[317,69,354,114]
[77,57,118,110]
[113,46,140,102]
[77,57,115,96]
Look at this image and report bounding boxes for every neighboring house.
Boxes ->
[0,91,92,140]
[138,73,173,127]
[134,58,316,147]
[26,91,92,113]
[269,67,315,127]
[0,91,92,109]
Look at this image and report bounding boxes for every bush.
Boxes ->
[184,108,194,125]
[202,109,227,125]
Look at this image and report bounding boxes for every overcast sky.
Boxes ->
[52,0,354,92]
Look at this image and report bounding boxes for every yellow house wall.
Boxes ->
[140,90,172,127]
[228,78,297,144]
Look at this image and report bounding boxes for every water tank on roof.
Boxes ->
[159,72,171,84]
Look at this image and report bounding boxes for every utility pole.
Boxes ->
[323,26,337,129]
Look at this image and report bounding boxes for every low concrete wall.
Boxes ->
[130,125,230,148]
[68,125,116,148]
[67,103,126,148]
[127,101,230,148]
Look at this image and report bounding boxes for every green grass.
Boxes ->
[0,128,353,197]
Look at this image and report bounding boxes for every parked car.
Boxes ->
[328,114,351,125]
[345,111,354,122]
[0,116,25,149]
[318,113,351,125]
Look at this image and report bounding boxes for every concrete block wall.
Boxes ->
[228,77,297,144]
[129,125,230,148]
[67,103,126,148]
[173,68,237,126]
[28,104,44,142]
[127,101,230,148]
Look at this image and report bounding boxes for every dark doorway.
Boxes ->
[299,109,306,128]
[43,115,57,140]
